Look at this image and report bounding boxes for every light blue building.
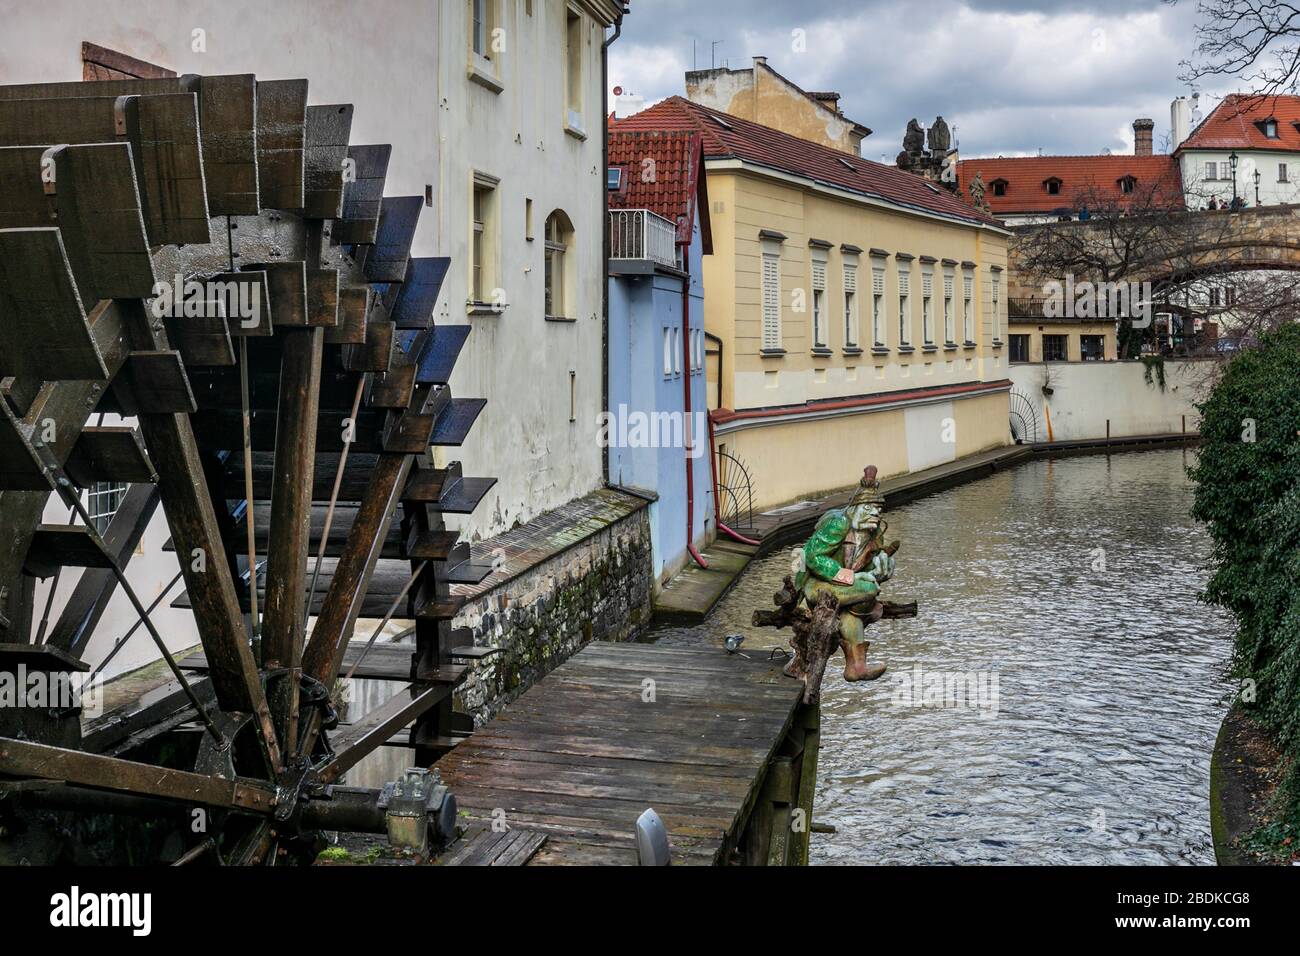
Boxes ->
[606,130,714,587]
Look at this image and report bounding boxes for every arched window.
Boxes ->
[544,210,574,319]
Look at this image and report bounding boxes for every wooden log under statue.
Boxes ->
[750,465,918,704]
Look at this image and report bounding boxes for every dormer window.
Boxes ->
[1265,119,1279,138]
[991,178,1008,196]
[1118,175,1137,194]
[1044,177,1062,195]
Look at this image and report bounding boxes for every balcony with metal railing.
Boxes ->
[608,208,680,273]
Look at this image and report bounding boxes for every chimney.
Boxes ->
[1134,118,1154,156]
[1170,97,1191,149]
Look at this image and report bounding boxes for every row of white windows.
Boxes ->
[1204,160,1291,183]
[761,256,1001,351]
[663,327,705,378]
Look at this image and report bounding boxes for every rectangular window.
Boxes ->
[565,9,583,130]
[1080,334,1105,360]
[544,213,567,318]
[962,273,974,343]
[991,272,1002,341]
[1205,161,1216,181]
[1042,334,1068,362]
[471,0,488,57]
[663,327,673,377]
[1280,163,1289,183]
[921,268,934,345]
[1220,161,1232,181]
[810,256,827,349]
[673,326,682,376]
[472,180,494,302]
[943,270,955,344]
[843,264,858,348]
[871,266,886,347]
[897,265,911,346]
[761,251,782,350]
[86,481,127,535]
[1009,333,1030,363]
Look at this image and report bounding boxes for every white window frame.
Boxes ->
[663,326,673,378]
[871,262,886,348]
[564,7,584,132]
[991,270,1002,342]
[962,271,974,343]
[897,263,911,347]
[843,262,859,349]
[810,252,827,350]
[761,244,782,351]
[921,265,934,346]
[943,268,955,344]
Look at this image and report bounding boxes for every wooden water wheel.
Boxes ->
[0,73,494,864]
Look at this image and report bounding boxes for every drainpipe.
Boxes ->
[600,9,625,487]
[681,242,708,569]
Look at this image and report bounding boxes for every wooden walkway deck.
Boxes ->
[436,641,812,865]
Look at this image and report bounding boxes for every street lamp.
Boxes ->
[1230,151,1239,209]
[1254,167,1261,206]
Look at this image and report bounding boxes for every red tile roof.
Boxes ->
[607,129,710,249]
[955,154,1184,215]
[613,96,1000,228]
[1178,93,1300,153]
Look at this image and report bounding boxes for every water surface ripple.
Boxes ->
[652,449,1232,864]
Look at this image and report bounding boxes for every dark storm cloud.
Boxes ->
[610,0,1228,158]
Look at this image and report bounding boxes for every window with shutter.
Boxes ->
[872,267,886,347]
[898,267,911,346]
[762,252,781,350]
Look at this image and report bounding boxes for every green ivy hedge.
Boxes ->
[1189,322,1300,836]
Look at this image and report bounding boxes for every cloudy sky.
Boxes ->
[607,0,1240,160]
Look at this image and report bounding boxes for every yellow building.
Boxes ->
[1007,316,1118,363]
[615,97,1014,510]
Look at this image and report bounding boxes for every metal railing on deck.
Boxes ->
[608,209,678,269]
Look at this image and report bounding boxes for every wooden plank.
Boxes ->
[192,74,259,216]
[304,104,353,219]
[114,300,279,766]
[300,452,414,743]
[0,227,106,385]
[344,317,393,372]
[255,261,308,327]
[215,270,273,337]
[0,642,89,672]
[441,827,547,866]
[306,269,340,328]
[388,258,450,329]
[182,644,466,685]
[260,327,323,750]
[364,197,421,282]
[116,351,196,414]
[335,144,390,244]
[164,313,236,367]
[0,92,208,244]
[368,359,415,408]
[0,143,154,302]
[411,325,471,386]
[256,79,308,210]
[430,398,486,446]
[0,737,275,811]
[64,426,157,486]
[324,286,369,345]
[23,525,115,577]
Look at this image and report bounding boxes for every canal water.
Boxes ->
[651,448,1233,864]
